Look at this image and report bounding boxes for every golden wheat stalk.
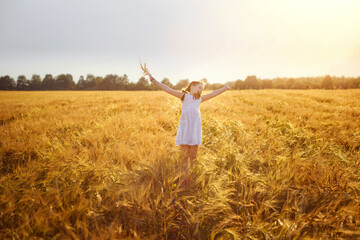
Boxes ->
[139,61,151,77]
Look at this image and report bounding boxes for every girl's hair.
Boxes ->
[180,80,207,102]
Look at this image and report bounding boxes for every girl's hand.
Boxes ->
[149,74,155,82]
[224,83,231,90]
[140,62,153,81]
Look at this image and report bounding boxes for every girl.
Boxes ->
[141,64,231,185]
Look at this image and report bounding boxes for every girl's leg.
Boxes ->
[180,145,191,185]
[180,144,190,171]
[180,144,190,162]
[189,145,198,168]
[180,145,198,186]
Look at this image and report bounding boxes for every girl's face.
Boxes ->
[191,83,204,95]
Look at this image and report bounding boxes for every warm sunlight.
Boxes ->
[1,1,360,238]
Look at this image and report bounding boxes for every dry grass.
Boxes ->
[0,89,359,239]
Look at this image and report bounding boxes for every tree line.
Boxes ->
[0,73,359,91]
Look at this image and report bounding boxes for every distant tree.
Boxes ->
[273,78,286,89]
[77,75,86,90]
[293,81,305,89]
[244,75,258,89]
[345,78,356,89]
[234,79,244,89]
[55,74,75,90]
[261,80,273,89]
[355,77,360,88]
[136,76,150,90]
[127,82,137,90]
[42,74,55,90]
[210,83,224,90]
[115,74,129,90]
[84,74,96,90]
[334,76,345,89]
[0,75,15,90]
[149,81,156,90]
[174,79,189,90]
[322,75,334,89]
[310,81,321,89]
[95,76,103,89]
[303,82,311,89]
[99,74,117,90]
[16,75,29,90]
[286,78,296,89]
[29,74,42,90]
[161,78,173,88]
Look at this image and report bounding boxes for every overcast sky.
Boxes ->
[1,0,359,84]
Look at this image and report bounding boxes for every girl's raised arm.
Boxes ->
[149,75,183,99]
[201,84,231,102]
[140,62,183,99]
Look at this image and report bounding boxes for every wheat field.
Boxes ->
[0,90,359,239]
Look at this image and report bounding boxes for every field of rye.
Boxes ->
[1,89,360,239]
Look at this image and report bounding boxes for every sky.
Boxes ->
[1,0,360,85]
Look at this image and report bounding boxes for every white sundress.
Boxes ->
[175,93,202,146]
